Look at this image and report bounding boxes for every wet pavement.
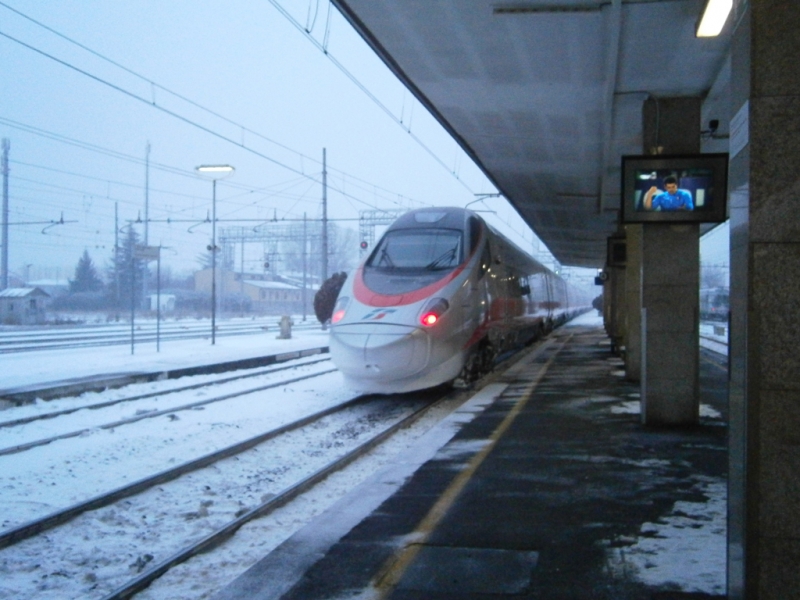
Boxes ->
[216,323,728,600]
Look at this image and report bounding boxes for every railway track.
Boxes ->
[0,356,336,456]
[0,319,321,353]
[102,394,444,600]
[0,381,452,600]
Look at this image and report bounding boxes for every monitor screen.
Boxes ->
[620,153,728,223]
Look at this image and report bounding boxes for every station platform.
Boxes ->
[215,320,728,600]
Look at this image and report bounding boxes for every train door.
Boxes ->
[474,241,491,326]
[463,218,491,338]
[544,271,555,324]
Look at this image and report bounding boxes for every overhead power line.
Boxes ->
[0,116,196,179]
[266,0,474,193]
[0,29,319,177]
[10,158,321,211]
[0,116,396,219]
[0,2,433,209]
[0,29,385,215]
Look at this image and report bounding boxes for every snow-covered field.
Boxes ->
[0,314,728,599]
[0,323,330,391]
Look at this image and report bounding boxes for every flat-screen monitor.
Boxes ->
[620,153,728,223]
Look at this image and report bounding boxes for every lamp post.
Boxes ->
[196,164,235,345]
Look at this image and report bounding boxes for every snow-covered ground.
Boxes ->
[0,313,728,599]
[700,321,729,356]
[0,322,330,391]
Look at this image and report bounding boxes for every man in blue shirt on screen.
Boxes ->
[643,175,694,211]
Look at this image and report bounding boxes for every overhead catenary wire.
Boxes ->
[10,167,341,229]
[1,115,406,226]
[0,2,491,274]
[266,0,474,194]
[0,113,409,215]
[11,160,324,215]
[0,2,436,209]
[11,159,213,202]
[0,2,323,169]
[0,30,405,214]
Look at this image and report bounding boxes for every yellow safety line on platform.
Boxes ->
[368,334,572,599]
[701,353,728,373]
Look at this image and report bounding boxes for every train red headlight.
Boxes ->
[420,298,449,327]
[421,313,438,326]
[331,296,349,324]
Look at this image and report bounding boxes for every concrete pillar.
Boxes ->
[728,2,800,597]
[624,224,642,381]
[639,96,702,425]
[603,264,625,354]
[641,223,700,424]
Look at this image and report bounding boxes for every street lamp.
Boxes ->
[196,164,235,345]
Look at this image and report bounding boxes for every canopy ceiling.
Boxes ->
[331,0,732,267]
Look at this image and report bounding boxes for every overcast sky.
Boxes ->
[1,0,726,294]
[1,0,558,284]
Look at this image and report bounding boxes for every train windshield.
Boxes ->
[367,229,463,271]
[363,229,463,294]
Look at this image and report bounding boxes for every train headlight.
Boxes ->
[331,296,349,324]
[420,297,449,327]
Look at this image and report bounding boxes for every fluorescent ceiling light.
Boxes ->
[696,0,732,37]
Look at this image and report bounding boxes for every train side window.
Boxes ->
[468,216,482,254]
[479,244,491,279]
[519,276,531,296]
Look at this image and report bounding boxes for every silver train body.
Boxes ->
[329,207,590,394]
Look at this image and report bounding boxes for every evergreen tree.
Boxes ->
[107,227,149,309]
[69,249,104,293]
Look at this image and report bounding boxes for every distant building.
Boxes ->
[242,280,303,313]
[0,287,50,325]
[148,294,176,312]
[193,268,241,296]
[25,279,69,298]
[193,268,312,315]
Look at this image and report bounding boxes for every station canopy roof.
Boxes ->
[331,0,733,267]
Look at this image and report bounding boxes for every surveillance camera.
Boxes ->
[709,119,719,133]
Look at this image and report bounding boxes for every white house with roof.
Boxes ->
[0,287,50,325]
[242,279,303,312]
[25,279,69,298]
[194,268,311,314]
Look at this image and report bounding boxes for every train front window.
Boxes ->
[367,229,462,271]
[363,229,463,295]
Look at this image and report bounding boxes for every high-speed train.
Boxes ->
[329,207,590,393]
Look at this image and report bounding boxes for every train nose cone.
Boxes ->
[330,323,429,381]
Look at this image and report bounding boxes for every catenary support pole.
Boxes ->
[211,178,217,345]
[321,148,328,330]
[1,139,10,290]
[303,212,307,321]
[143,142,150,306]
